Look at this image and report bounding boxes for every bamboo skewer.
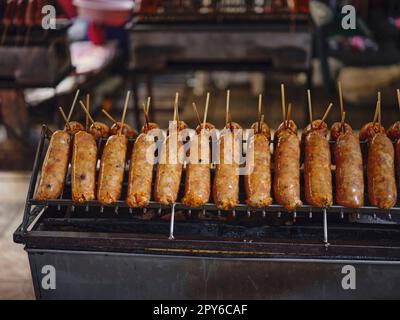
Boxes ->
[67,90,80,122]
[172,92,180,123]
[281,84,286,128]
[102,109,118,125]
[225,90,230,127]
[119,91,131,136]
[142,102,150,130]
[338,81,344,116]
[286,103,292,128]
[320,103,333,124]
[58,107,71,131]
[85,94,90,131]
[397,89,400,113]
[307,89,313,126]
[341,111,346,133]
[373,92,381,124]
[258,94,262,133]
[192,102,202,127]
[79,101,96,128]
[203,92,210,128]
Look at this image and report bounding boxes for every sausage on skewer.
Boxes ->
[126,122,160,208]
[35,130,71,200]
[213,122,242,210]
[331,120,364,208]
[154,120,187,205]
[182,123,215,207]
[89,122,110,139]
[362,122,397,209]
[35,107,72,201]
[71,102,98,203]
[274,120,302,212]
[245,115,272,208]
[97,92,131,205]
[110,122,137,139]
[303,120,333,208]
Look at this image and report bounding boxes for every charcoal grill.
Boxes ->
[13,125,400,299]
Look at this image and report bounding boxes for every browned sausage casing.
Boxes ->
[304,122,333,208]
[110,122,137,139]
[245,125,272,208]
[65,121,85,136]
[396,140,400,187]
[126,131,158,208]
[35,130,71,200]
[154,135,185,205]
[71,131,97,203]
[274,124,302,212]
[89,122,110,139]
[213,123,242,210]
[182,125,214,207]
[331,123,364,208]
[97,134,128,204]
[367,133,397,209]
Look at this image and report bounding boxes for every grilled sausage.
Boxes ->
[213,122,242,210]
[110,122,137,139]
[359,122,386,142]
[65,121,85,136]
[71,131,97,203]
[126,123,160,208]
[387,121,400,142]
[97,134,128,205]
[244,121,272,208]
[182,123,215,208]
[274,120,302,212]
[89,122,110,139]
[367,133,397,209]
[396,140,400,187]
[331,122,364,208]
[303,120,333,208]
[154,121,187,205]
[35,130,71,200]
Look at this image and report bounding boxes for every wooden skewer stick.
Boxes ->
[286,103,292,128]
[307,89,313,125]
[373,92,381,124]
[203,92,210,129]
[397,89,400,113]
[67,90,80,122]
[58,107,71,131]
[79,101,96,126]
[320,103,333,124]
[192,102,202,127]
[338,81,344,116]
[378,93,382,125]
[281,84,286,127]
[173,92,179,122]
[102,109,118,125]
[258,94,263,133]
[145,97,151,124]
[85,94,90,131]
[119,91,131,135]
[341,111,346,133]
[142,102,150,130]
[225,90,231,127]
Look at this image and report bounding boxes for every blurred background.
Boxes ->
[1,0,400,299]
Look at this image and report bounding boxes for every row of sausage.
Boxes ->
[34,115,400,212]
